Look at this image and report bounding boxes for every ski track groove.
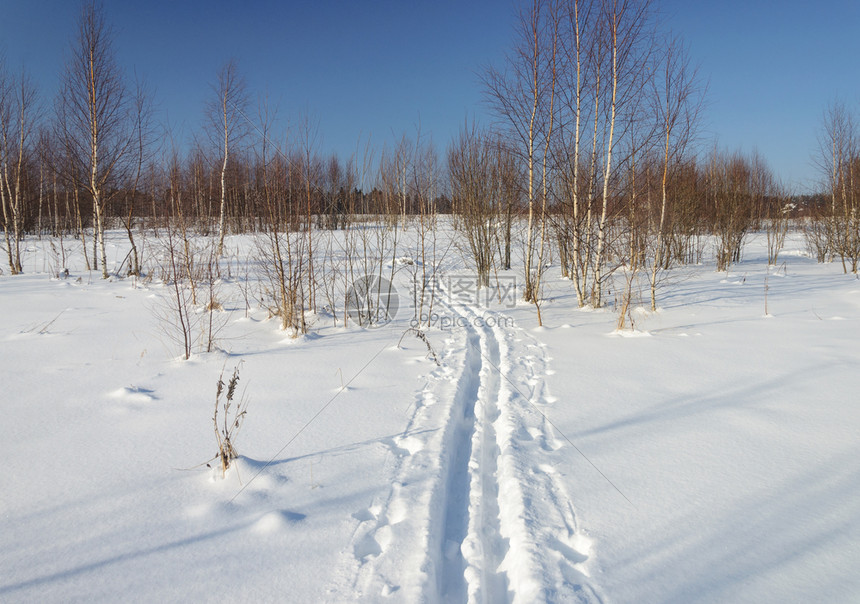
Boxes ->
[331,286,601,603]
[456,304,508,604]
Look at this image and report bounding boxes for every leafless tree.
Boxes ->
[533,0,560,324]
[255,105,308,335]
[764,184,792,266]
[120,76,157,276]
[0,62,38,273]
[815,102,860,272]
[55,2,135,279]
[206,59,249,255]
[484,0,556,304]
[298,112,321,312]
[449,122,499,288]
[410,130,440,326]
[708,150,771,272]
[495,137,520,271]
[554,0,596,306]
[590,0,655,307]
[647,35,702,310]
[545,0,657,310]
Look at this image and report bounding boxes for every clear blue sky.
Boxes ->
[660,0,860,191]
[2,0,858,192]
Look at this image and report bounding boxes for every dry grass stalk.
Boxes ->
[213,363,248,477]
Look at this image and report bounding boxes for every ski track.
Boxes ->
[331,287,602,603]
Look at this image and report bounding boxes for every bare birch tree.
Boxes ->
[533,0,560,325]
[0,61,39,274]
[590,0,653,307]
[207,59,249,255]
[648,36,701,310]
[484,0,554,303]
[55,2,134,279]
[555,0,596,307]
[816,102,860,272]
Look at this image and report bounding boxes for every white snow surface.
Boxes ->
[2,228,859,603]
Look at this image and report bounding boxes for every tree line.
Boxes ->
[1,1,857,327]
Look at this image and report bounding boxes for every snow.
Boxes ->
[2,227,859,603]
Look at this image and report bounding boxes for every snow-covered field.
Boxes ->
[2,227,859,603]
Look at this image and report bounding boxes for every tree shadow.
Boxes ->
[611,451,860,603]
[0,520,251,597]
[238,427,437,468]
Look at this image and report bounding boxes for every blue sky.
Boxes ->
[660,0,860,191]
[2,0,858,192]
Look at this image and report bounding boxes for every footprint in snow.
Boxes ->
[394,434,425,455]
[252,509,307,534]
[108,386,157,403]
[352,509,376,523]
